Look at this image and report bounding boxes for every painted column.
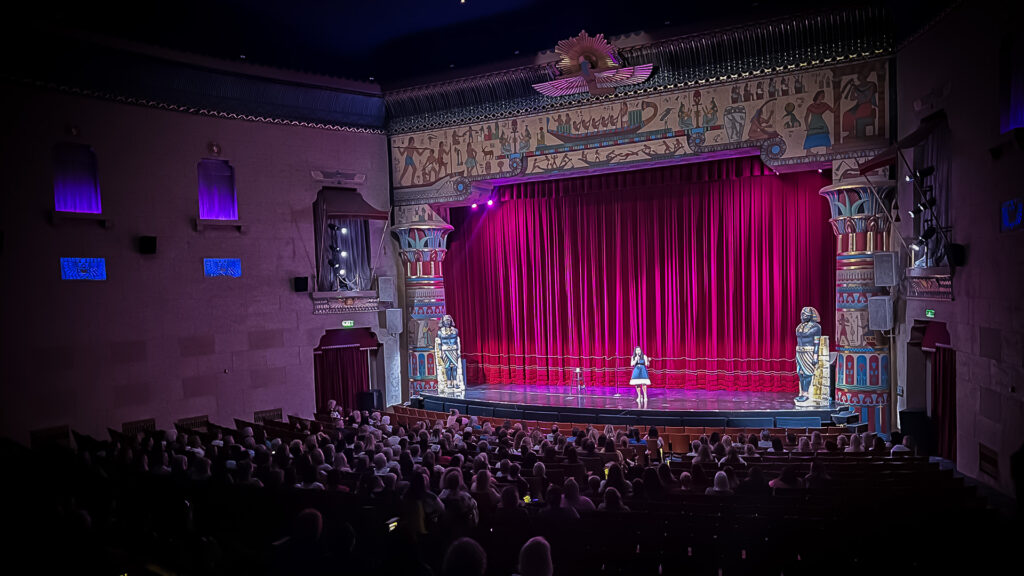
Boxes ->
[819,182,895,434]
[392,205,454,395]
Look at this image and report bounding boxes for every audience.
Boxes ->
[25,401,982,576]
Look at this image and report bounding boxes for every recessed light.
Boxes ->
[239,54,246,59]
[449,64,455,68]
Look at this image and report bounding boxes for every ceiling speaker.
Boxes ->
[293,276,309,293]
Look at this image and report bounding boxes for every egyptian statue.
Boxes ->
[795,306,831,406]
[434,314,465,394]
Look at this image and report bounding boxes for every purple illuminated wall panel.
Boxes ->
[197,159,239,220]
[53,143,102,214]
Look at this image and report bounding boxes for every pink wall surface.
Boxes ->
[0,84,396,443]
[895,0,1024,495]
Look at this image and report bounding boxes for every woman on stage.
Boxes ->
[630,346,652,404]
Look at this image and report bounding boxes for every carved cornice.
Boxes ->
[385,6,892,134]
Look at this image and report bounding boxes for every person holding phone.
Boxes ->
[630,346,652,405]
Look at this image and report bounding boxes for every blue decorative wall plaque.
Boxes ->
[60,257,107,280]
[203,258,242,278]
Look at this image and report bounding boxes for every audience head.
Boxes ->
[518,536,553,576]
[442,537,487,576]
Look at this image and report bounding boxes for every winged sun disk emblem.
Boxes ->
[532,30,654,97]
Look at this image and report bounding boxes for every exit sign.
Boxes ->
[925,309,936,318]
[341,320,355,328]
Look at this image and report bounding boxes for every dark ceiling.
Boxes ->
[23,0,952,89]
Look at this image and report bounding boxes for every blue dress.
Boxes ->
[630,355,651,385]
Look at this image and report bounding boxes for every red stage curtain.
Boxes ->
[932,346,957,460]
[445,158,833,392]
[313,329,375,412]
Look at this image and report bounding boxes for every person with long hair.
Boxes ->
[629,346,652,404]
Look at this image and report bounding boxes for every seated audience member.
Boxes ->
[705,471,734,496]
[272,508,332,576]
[439,468,479,529]
[796,437,813,453]
[678,471,694,492]
[531,462,550,498]
[810,431,824,451]
[720,446,747,468]
[758,430,773,449]
[470,470,501,513]
[601,463,632,497]
[692,444,717,466]
[845,434,865,453]
[442,537,487,576]
[803,460,832,490]
[824,439,839,453]
[736,466,772,496]
[891,435,915,457]
[494,485,529,523]
[562,478,596,512]
[769,465,805,491]
[516,536,554,576]
[870,436,889,455]
[598,487,630,512]
[687,440,701,456]
[837,435,850,451]
[770,437,785,453]
[743,444,759,460]
[539,485,579,521]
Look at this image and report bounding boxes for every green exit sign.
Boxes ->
[341,320,355,328]
[925,309,935,318]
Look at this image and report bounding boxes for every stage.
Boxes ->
[418,383,840,429]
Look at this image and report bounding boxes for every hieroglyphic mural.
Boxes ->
[391,58,890,204]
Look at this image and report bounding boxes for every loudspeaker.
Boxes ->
[899,410,934,455]
[409,396,424,409]
[868,296,894,330]
[138,235,157,254]
[872,251,898,286]
[357,389,383,411]
[292,276,309,292]
[378,276,395,303]
[385,308,403,334]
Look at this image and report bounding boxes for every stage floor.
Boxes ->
[451,383,812,412]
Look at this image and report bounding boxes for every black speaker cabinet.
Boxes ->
[138,235,157,254]
[292,276,309,292]
[357,389,383,411]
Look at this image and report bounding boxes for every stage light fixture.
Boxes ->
[329,244,341,252]
[329,259,340,269]
[339,268,346,275]
[487,199,494,206]
[817,168,823,174]
[908,197,936,218]
[916,166,936,179]
[910,226,937,251]
[471,203,478,209]
[341,227,348,234]
[328,223,339,231]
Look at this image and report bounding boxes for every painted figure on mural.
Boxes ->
[841,69,878,138]
[398,136,425,186]
[837,312,851,346]
[630,346,652,405]
[465,142,478,175]
[678,99,694,130]
[783,102,801,129]
[803,90,835,153]
[794,306,823,403]
[747,99,779,140]
[702,97,719,127]
[434,314,465,394]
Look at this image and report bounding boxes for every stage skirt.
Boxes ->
[630,364,650,386]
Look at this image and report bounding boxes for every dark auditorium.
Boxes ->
[2,0,1024,574]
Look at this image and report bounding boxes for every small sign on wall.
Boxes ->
[60,257,106,280]
[1002,198,1023,232]
[204,258,241,278]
